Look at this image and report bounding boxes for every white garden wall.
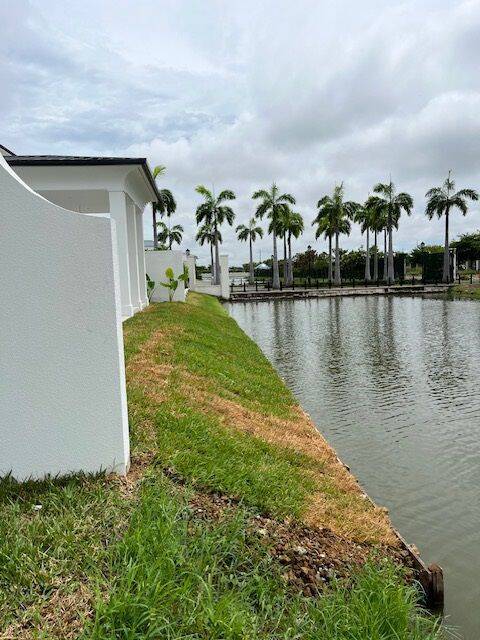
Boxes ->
[0,155,129,480]
[145,250,186,302]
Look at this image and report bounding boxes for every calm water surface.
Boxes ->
[228,295,480,639]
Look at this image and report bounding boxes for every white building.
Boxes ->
[3,145,159,319]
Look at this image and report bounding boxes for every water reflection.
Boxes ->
[228,296,480,640]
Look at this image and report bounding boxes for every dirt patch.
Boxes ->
[0,581,95,640]
[186,486,409,597]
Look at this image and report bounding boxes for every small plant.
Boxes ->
[146,273,155,302]
[161,265,189,302]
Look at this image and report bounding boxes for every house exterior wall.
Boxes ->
[0,155,129,480]
[145,250,186,302]
[9,164,150,319]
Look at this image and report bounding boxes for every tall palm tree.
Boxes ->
[252,183,296,289]
[425,171,478,283]
[312,202,335,283]
[355,196,381,282]
[196,222,222,278]
[285,211,304,286]
[236,218,264,284]
[314,184,358,286]
[373,181,413,284]
[195,185,235,285]
[157,221,184,250]
[367,198,387,282]
[152,165,176,250]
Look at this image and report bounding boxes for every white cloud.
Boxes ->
[2,0,480,264]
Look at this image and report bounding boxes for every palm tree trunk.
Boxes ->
[153,207,158,250]
[283,234,288,284]
[387,213,395,284]
[210,242,214,282]
[328,234,333,283]
[383,229,388,281]
[443,206,450,283]
[287,232,293,287]
[272,231,280,289]
[365,228,371,281]
[373,231,378,281]
[249,236,254,285]
[214,224,221,285]
[334,231,341,285]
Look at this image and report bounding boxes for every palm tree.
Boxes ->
[425,171,478,283]
[373,181,413,284]
[236,218,263,284]
[367,198,387,282]
[314,184,358,286]
[312,202,335,283]
[157,221,184,250]
[252,183,296,289]
[285,211,304,286]
[196,222,222,278]
[355,196,381,282]
[195,185,235,285]
[152,165,176,250]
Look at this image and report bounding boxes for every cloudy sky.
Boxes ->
[2,0,480,265]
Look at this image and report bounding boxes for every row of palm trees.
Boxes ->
[153,167,478,287]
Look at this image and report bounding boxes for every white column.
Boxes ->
[108,191,134,318]
[135,206,148,308]
[220,254,230,299]
[185,255,197,291]
[126,197,141,312]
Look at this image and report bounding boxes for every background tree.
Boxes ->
[252,183,296,289]
[367,198,387,282]
[425,171,478,283]
[315,184,358,285]
[312,199,335,283]
[196,222,222,277]
[285,211,304,286]
[354,197,377,282]
[156,221,184,249]
[451,231,480,267]
[373,181,413,284]
[195,186,235,285]
[236,218,263,284]
[152,165,176,250]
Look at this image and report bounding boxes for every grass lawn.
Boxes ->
[0,293,442,639]
[451,283,480,299]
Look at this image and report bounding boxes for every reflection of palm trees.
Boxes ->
[421,298,461,401]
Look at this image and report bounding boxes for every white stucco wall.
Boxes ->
[145,250,186,302]
[0,155,129,480]
[10,163,151,320]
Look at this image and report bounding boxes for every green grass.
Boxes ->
[84,475,440,640]
[0,293,443,638]
[451,283,480,299]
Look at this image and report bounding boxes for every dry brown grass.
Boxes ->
[123,299,397,546]
[175,372,397,545]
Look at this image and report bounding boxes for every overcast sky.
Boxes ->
[2,0,480,265]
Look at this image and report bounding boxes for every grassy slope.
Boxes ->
[0,294,441,639]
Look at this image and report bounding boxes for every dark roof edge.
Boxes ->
[6,156,160,202]
[0,144,16,156]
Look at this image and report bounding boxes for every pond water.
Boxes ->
[227,295,480,639]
